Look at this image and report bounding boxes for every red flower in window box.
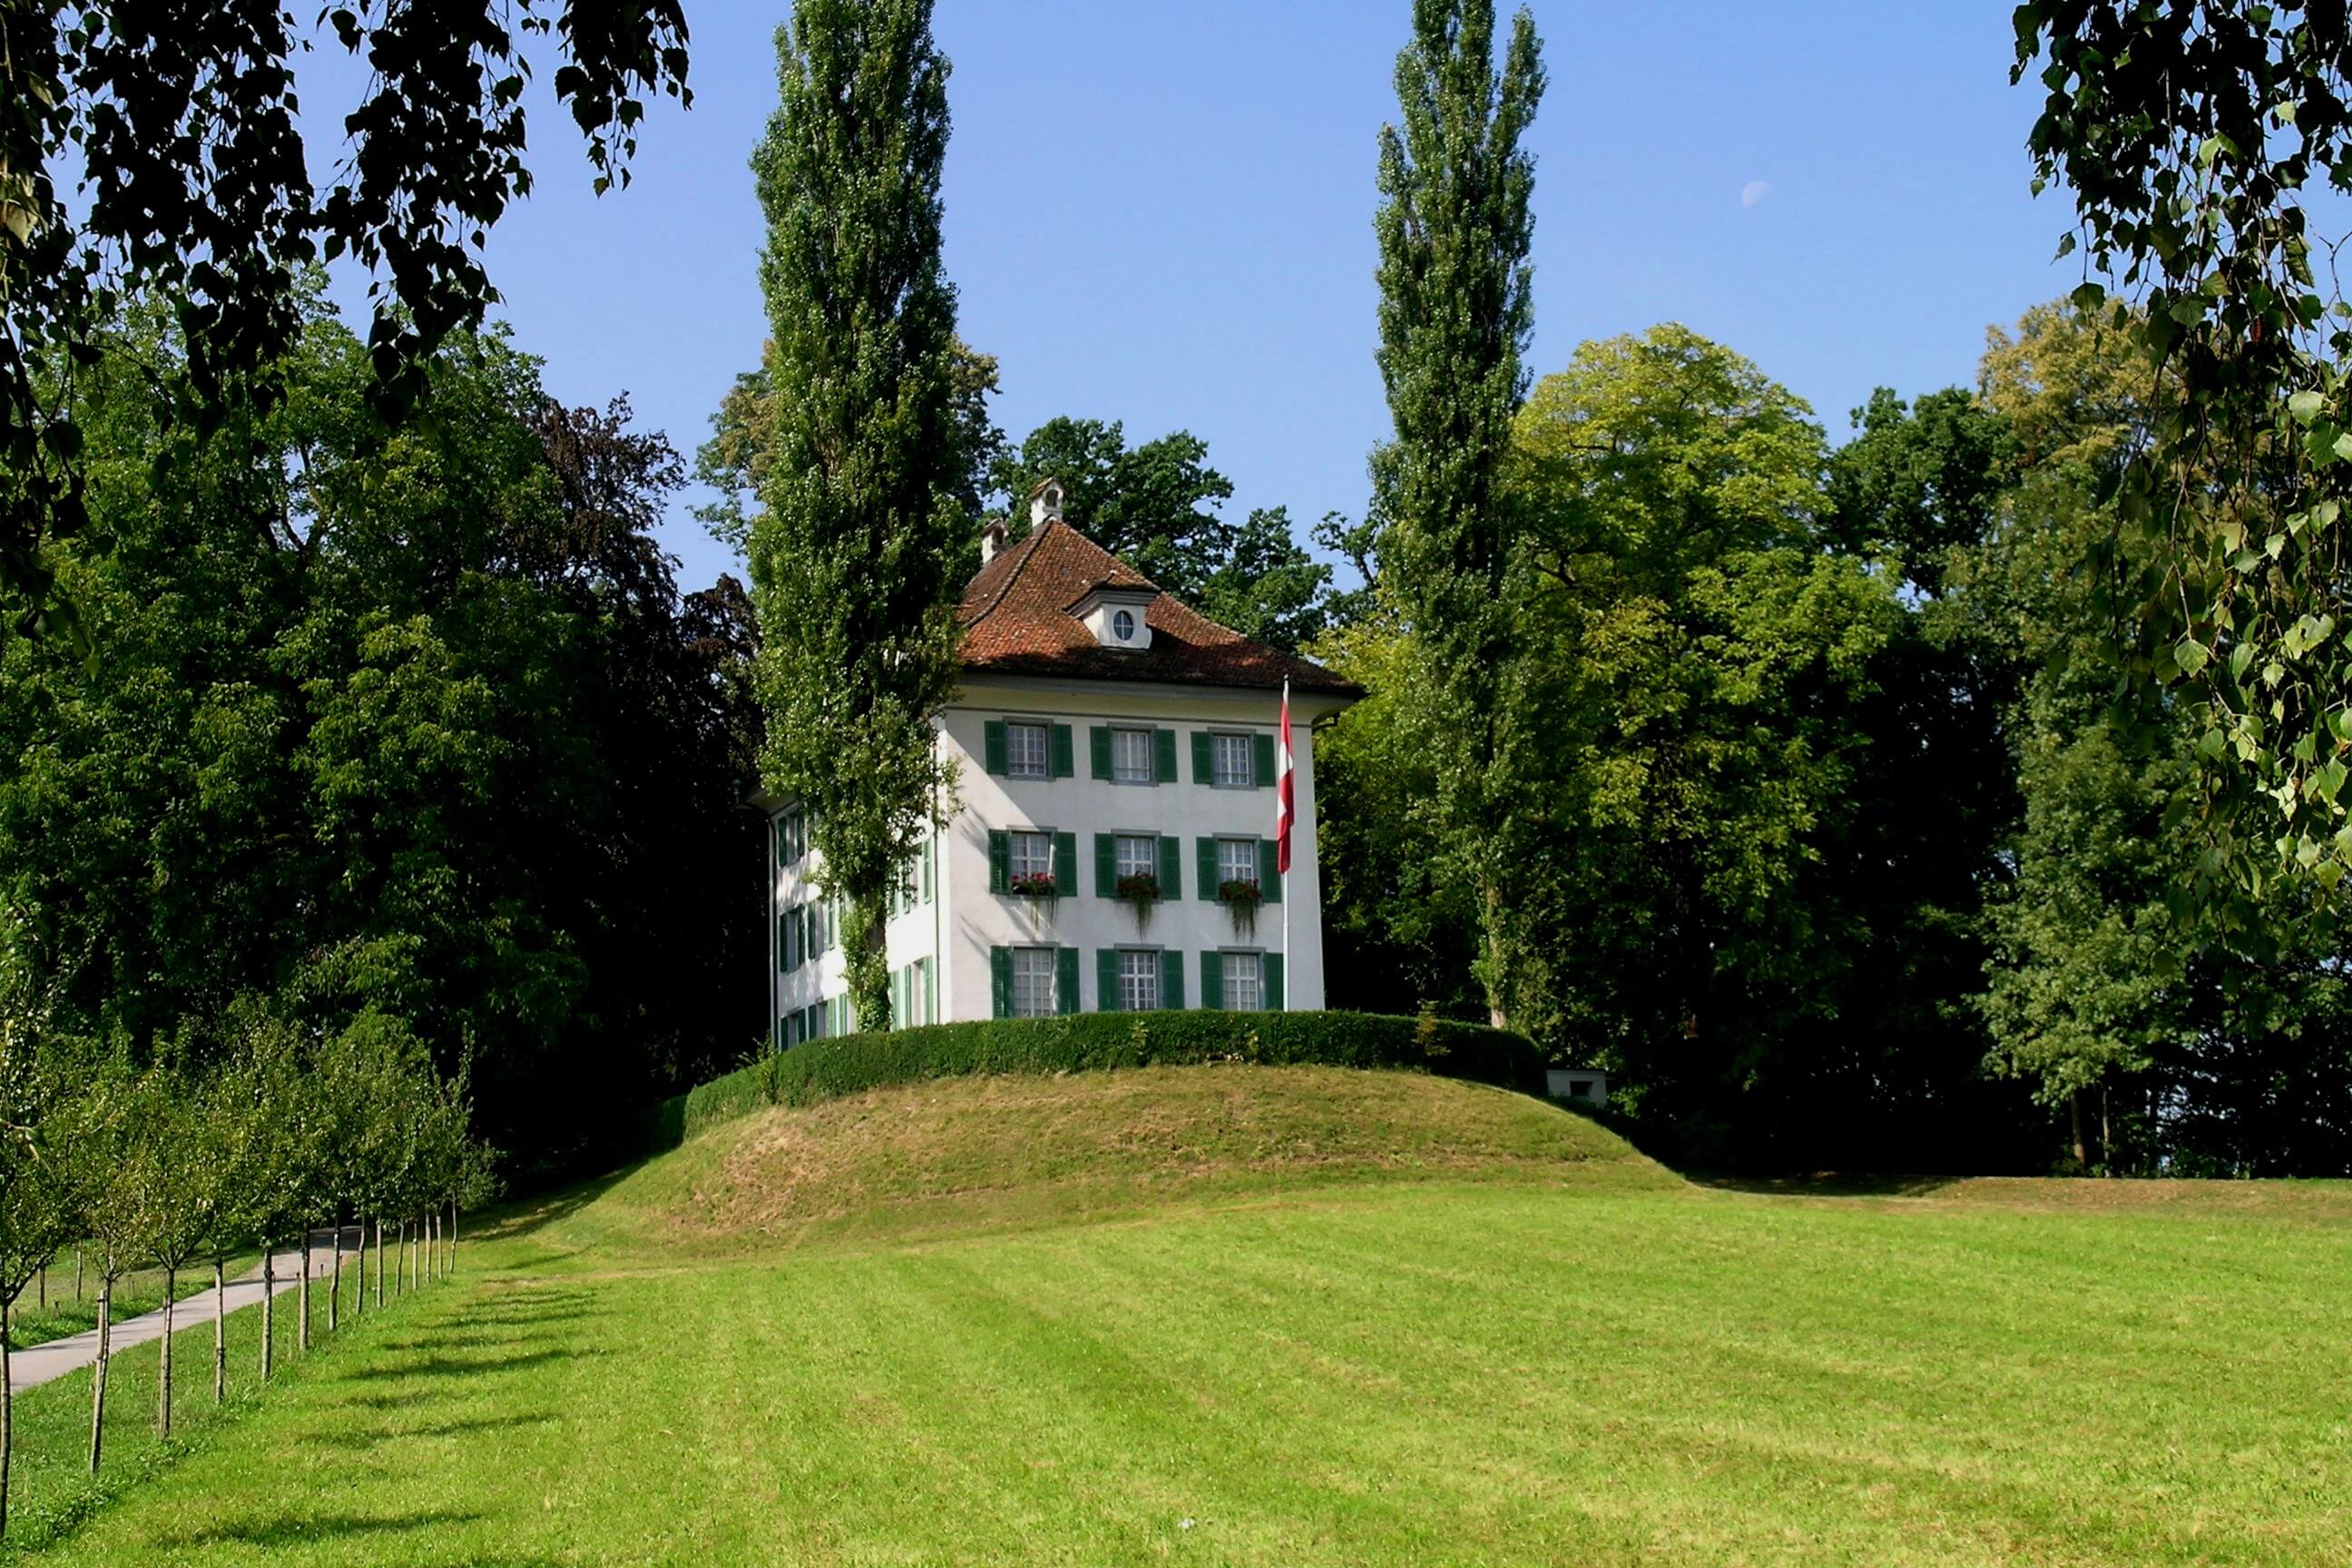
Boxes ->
[1009,871,1058,898]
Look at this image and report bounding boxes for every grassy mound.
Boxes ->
[652,1009,1549,1148]
[582,1063,1666,1252]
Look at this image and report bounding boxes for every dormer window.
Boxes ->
[1070,584,1156,651]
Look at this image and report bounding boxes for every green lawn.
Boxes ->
[7,1064,2350,1565]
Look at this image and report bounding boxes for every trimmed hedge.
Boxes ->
[671,1010,1545,1144]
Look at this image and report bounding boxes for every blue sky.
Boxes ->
[311,2,2075,593]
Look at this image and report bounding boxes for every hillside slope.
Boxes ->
[555,1063,1671,1253]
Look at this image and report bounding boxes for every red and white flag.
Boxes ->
[1275,680,1295,875]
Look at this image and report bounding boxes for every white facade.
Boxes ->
[768,674,1348,1041]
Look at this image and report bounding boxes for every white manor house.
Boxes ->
[766,481,1361,1044]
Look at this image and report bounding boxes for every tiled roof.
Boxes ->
[956,519,1361,696]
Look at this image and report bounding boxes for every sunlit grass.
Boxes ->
[8,1065,2348,1566]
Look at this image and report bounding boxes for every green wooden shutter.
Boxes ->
[1264,953,1286,1012]
[1054,831,1077,894]
[1153,728,1178,782]
[1095,833,1117,897]
[1096,948,1122,1012]
[1259,838,1281,902]
[1191,730,1212,783]
[1253,732,1277,788]
[985,720,1009,775]
[1198,837,1219,900]
[1056,946,1081,1015]
[1200,950,1225,1011]
[1052,722,1076,779]
[1158,833,1181,899]
[1161,948,1185,1011]
[988,830,1010,894]
[990,946,1013,1018]
[1089,724,1112,780]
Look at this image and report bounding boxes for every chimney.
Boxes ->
[1028,477,1065,529]
[977,517,1008,564]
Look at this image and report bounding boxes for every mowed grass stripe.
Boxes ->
[8,1067,2350,1566]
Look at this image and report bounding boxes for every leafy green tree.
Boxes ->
[1,299,762,1179]
[702,338,1006,550]
[0,1036,78,1539]
[1370,0,1544,1024]
[60,1054,141,1475]
[2013,5,2352,893]
[2,0,691,632]
[1504,327,1902,1155]
[108,1057,233,1438]
[744,0,968,1029]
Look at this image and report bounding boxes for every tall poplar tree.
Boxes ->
[748,0,965,1029]
[1371,0,1544,1024]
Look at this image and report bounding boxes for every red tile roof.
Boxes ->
[956,519,1361,696]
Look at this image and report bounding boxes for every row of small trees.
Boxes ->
[0,1003,492,1540]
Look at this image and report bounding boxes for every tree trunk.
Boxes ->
[212,1258,226,1405]
[298,1230,311,1354]
[3,1310,13,1541]
[429,1213,438,1282]
[260,1247,275,1381]
[330,1227,342,1333]
[2069,1090,2089,1170]
[88,1264,111,1475]
[74,1247,83,1305]
[449,1202,458,1275]
[1483,881,1510,1029]
[155,1267,174,1439]
[2101,1085,2114,1176]
[374,1220,384,1308]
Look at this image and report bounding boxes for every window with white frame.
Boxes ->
[1212,731,1254,788]
[1111,726,1155,783]
[1119,948,1161,1011]
[1115,834,1158,880]
[1218,836,1259,891]
[909,956,930,1025]
[1006,720,1050,779]
[1011,947,1058,1017]
[1010,829,1054,883]
[1222,950,1263,1011]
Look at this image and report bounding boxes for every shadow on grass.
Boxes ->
[1685,1171,1975,1198]
[348,1346,598,1382]
[169,1508,485,1547]
[353,1409,561,1446]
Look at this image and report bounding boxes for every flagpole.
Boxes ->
[1280,680,1291,1011]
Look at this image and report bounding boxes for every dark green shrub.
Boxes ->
[666,1011,1544,1142]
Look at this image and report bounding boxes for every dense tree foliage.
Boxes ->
[2014,4,2352,895]
[1,0,692,637]
[1320,301,2352,1173]
[0,301,762,1181]
[743,0,967,1032]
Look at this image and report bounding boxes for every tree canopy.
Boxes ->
[1,0,692,638]
[743,0,966,1031]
